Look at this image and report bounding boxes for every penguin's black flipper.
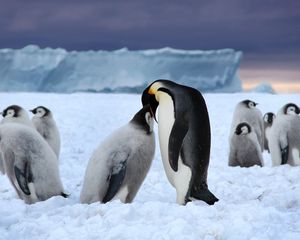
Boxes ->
[281,145,289,165]
[168,118,188,172]
[102,153,128,203]
[14,162,32,196]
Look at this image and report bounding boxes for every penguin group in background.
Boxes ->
[80,105,155,204]
[230,100,264,152]
[0,104,66,204]
[263,112,275,152]
[30,106,61,158]
[142,79,218,205]
[269,103,300,166]
[228,122,263,167]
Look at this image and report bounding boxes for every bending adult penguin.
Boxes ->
[141,79,218,205]
[0,123,66,204]
[269,103,300,166]
[0,105,34,174]
[263,112,275,153]
[80,105,155,204]
[230,100,264,152]
[30,106,61,158]
[228,122,263,167]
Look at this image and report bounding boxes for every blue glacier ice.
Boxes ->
[0,45,243,93]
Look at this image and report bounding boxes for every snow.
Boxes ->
[0,92,300,240]
[0,45,242,93]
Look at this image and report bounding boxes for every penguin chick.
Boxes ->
[263,112,275,153]
[230,100,264,152]
[229,122,263,167]
[30,106,61,158]
[269,103,300,166]
[80,105,155,204]
[1,105,33,127]
[0,105,34,174]
[0,123,66,204]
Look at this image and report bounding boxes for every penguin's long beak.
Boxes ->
[141,85,159,122]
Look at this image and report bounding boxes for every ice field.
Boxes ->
[0,92,299,240]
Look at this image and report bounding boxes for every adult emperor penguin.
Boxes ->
[269,103,300,166]
[141,79,218,205]
[228,122,263,167]
[0,105,34,174]
[30,106,61,158]
[230,100,264,152]
[263,112,275,152]
[80,105,155,204]
[0,123,66,204]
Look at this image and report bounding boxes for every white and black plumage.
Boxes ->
[230,100,264,152]
[142,79,218,205]
[30,106,61,158]
[80,105,155,204]
[228,122,263,167]
[269,103,300,166]
[0,105,34,174]
[1,105,33,127]
[0,123,66,204]
[263,112,275,152]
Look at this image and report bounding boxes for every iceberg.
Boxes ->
[0,45,242,93]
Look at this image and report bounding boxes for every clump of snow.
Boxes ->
[0,46,242,93]
[0,92,299,240]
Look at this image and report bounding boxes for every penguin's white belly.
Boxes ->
[292,148,300,165]
[157,93,191,203]
[265,127,271,141]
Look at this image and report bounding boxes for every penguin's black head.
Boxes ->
[284,103,300,115]
[263,112,275,124]
[130,105,153,134]
[30,106,50,117]
[242,100,258,109]
[1,105,22,118]
[235,122,251,135]
[141,83,159,122]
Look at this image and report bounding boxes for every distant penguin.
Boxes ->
[30,106,61,158]
[0,105,34,174]
[269,103,300,166]
[263,112,275,152]
[228,122,263,167]
[0,123,66,204]
[141,79,218,205]
[1,105,33,127]
[230,100,264,152]
[80,105,155,204]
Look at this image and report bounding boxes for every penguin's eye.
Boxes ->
[249,102,255,108]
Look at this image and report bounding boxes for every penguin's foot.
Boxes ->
[191,188,219,205]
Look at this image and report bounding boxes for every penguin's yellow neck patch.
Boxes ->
[148,82,163,94]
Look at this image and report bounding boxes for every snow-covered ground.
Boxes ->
[0,92,299,240]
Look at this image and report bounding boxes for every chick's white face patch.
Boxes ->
[36,108,46,118]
